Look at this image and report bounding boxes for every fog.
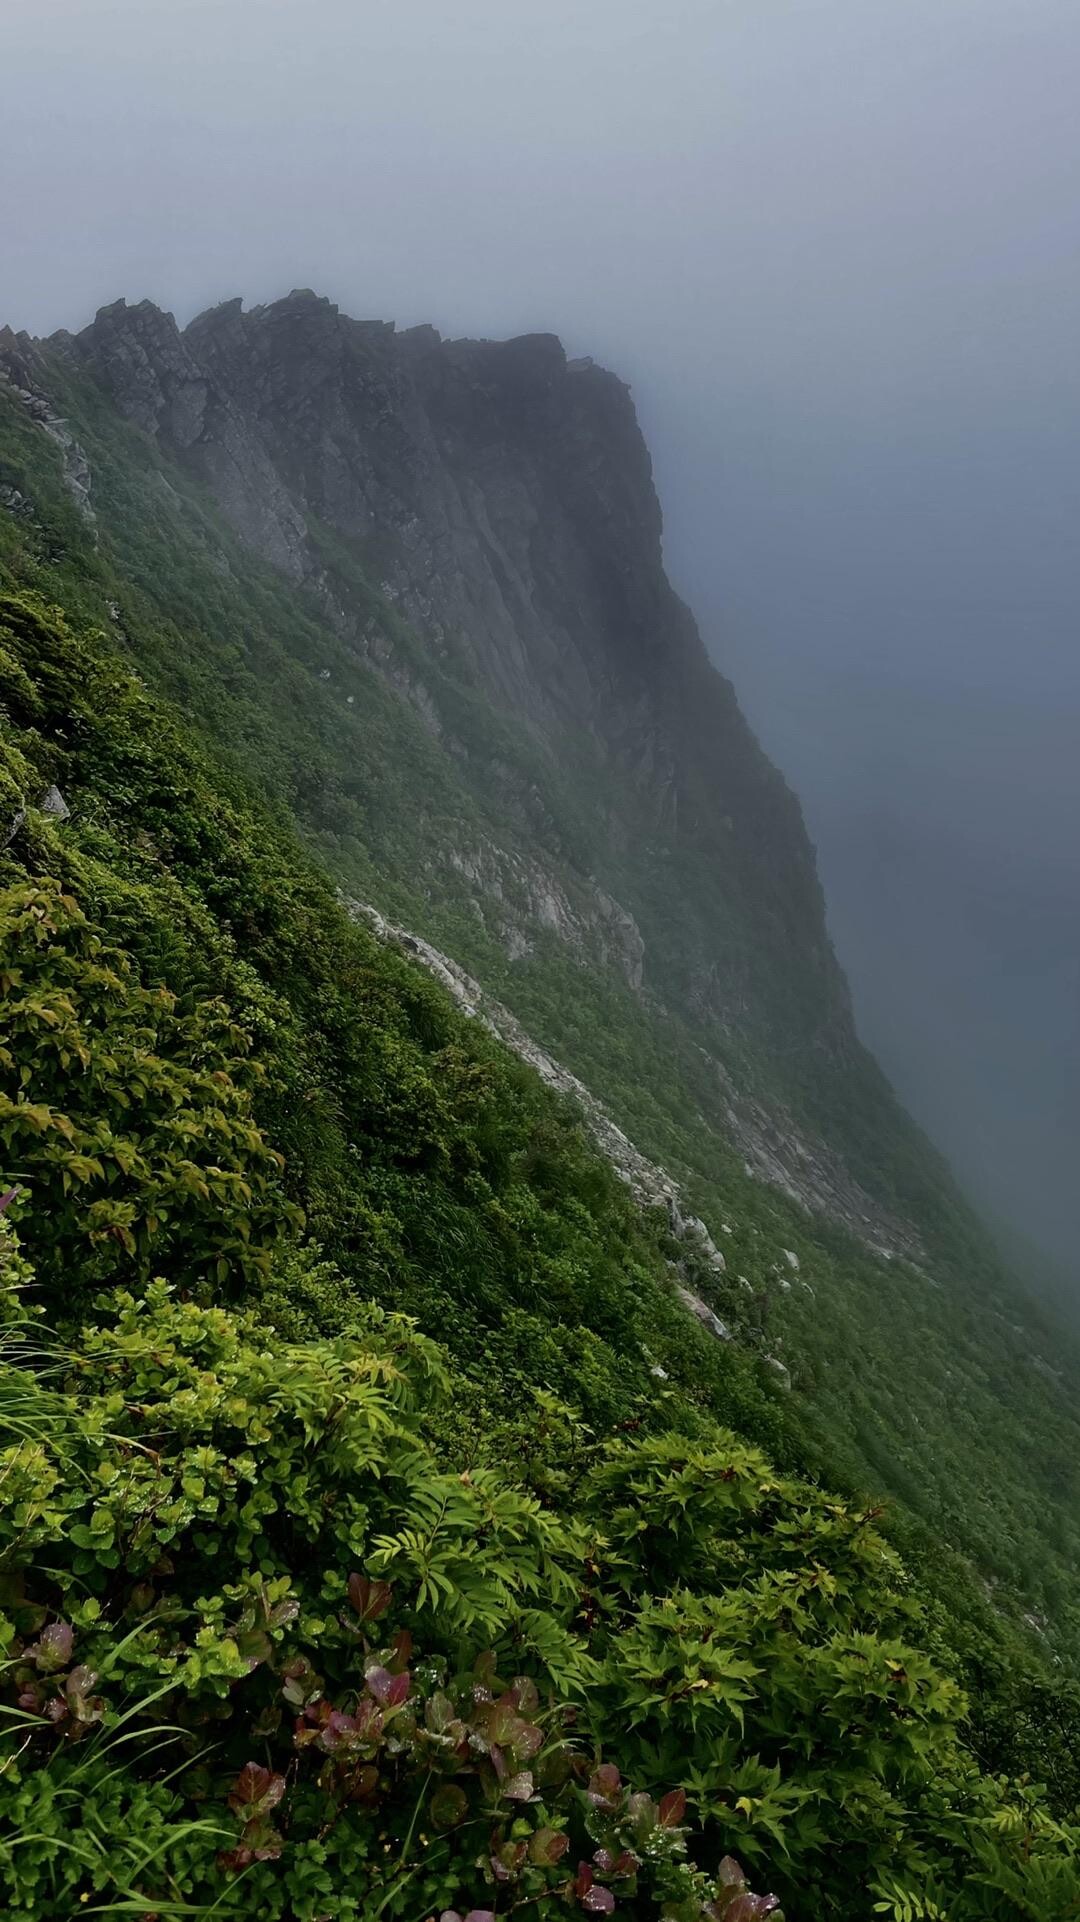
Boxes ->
[5,0,1079,1283]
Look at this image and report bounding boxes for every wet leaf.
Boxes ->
[529,1826,569,1866]
[430,1782,468,1830]
[31,1621,73,1673]
[228,1762,286,1817]
[658,1787,687,1828]
[365,1663,411,1708]
[348,1573,393,1624]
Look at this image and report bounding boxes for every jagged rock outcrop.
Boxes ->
[0,328,95,526]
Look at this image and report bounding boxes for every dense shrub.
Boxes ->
[2,1261,1078,1918]
[0,880,296,1295]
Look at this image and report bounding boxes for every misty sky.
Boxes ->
[5,0,1079,1280]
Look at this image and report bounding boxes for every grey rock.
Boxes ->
[39,785,70,821]
[680,1214,727,1271]
[2,807,26,850]
[675,1284,732,1343]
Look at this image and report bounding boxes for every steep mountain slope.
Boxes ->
[2,292,1080,1678]
[0,295,957,1246]
[0,591,1077,1920]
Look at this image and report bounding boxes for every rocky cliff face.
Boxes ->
[1,291,917,1246]
[51,294,847,1015]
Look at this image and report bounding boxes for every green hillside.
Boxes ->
[1,335,1080,1916]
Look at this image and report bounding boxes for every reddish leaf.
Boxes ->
[529,1827,569,1867]
[726,1899,777,1922]
[228,1763,285,1817]
[582,1889,616,1915]
[626,1790,656,1834]
[586,1762,622,1809]
[473,1650,501,1691]
[347,1764,379,1801]
[218,1848,254,1874]
[321,1708,361,1752]
[509,1719,544,1761]
[490,1840,527,1882]
[484,1698,520,1746]
[348,1573,393,1624]
[658,1787,687,1829]
[388,1627,413,1669]
[365,1663,410,1708]
[65,1666,104,1729]
[353,1694,385,1740]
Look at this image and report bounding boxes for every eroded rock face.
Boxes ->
[52,292,842,1015]
[67,296,677,738]
[0,331,96,526]
[444,839,646,988]
[69,299,307,574]
[349,897,672,1209]
[55,306,746,751]
[348,897,735,1336]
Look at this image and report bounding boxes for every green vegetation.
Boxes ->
[0,586,1078,1916]
[1,363,1079,1914]
[3,363,1077,1665]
